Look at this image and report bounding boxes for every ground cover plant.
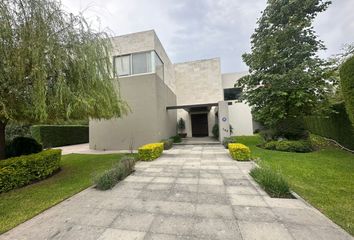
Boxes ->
[0,153,134,233]
[95,156,136,190]
[238,135,354,235]
[250,166,293,198]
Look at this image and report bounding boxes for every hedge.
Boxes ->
[222,136,237,149]
[161,139,173,150]
[138,143,164,161]
[304,103,354,150]
[31,125,89,148]
[0,149,61,193]
[262,140,313,153]
[229,143,251,161]
[339,56,354,127]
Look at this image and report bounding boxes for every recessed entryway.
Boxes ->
[191,113,208,137]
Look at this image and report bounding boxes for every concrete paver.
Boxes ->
[1,145,353,240]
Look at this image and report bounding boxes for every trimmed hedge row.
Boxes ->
[263,140,313,153]
[229,143,251,161]
[0,149,62,193]
[31,125,89,148]
[138,143,164,161]
[304,103,354,150]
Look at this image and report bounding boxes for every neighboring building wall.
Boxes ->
[222,72,254,136]
[174,58,223,137]
[89,74,177,150]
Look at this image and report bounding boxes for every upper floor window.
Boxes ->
[224,87,242,101]
[114,51,164,80]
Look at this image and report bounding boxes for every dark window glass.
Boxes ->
[224,88,242,100]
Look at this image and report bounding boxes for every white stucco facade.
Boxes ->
[90,30,255,150]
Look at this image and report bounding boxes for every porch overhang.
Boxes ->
[166,102,232,113]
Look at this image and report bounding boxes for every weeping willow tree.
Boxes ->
[0,0,127,159]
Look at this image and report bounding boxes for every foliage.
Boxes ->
[0,149,61,193]
[236,135,354,235]
[304,103,354,150]
[138,143,164,161]
[5,123,31,142]
[161,139,173,150]
[222,136,237,149]
[339,56,354,127]
[228,143,251,161]
[309,134,333,150]
[177,118,186,131]
[5,137,42,158]
[94,156,135,190]
[250,166,292,198]
[0,153,134,233]
[0,0,127,159]
[31,125,88,148]
[262,140,313,153]
[212,123,219,139]
[170,135,182,143]
[238,0,331,130]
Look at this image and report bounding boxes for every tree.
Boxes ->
[0,0,127,159]
[238,0,331,137]
[339,56,354,127]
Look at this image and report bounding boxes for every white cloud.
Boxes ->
[60,0,354,72]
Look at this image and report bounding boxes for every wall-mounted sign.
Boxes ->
[222,117,227,122]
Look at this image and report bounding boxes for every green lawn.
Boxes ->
[237,135,354,236]
[0,153,134,234]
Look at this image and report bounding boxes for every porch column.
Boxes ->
[218,101,230,142]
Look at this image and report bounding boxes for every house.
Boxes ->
[89,30,257,150]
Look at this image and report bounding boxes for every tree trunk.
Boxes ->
[0,121,6,160]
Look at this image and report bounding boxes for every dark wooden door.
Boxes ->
[191,114,208,137]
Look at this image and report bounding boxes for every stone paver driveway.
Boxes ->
[1,145,352,240]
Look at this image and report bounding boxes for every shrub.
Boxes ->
[309,134,332,150]
[31,125,88,148]
[228,143,251,161]
[5,137,43,158]
[340,55,354,127]
[0,149,61,193]
[177,118,186,132]
[263,140,313,153]
[5,123,31,142]
[138,143,164,161]
[95,156,135,190]
[161,139,173,150]
[250,167,292,198]
[212,123,219,139]
[170,135,181,143]
[222,136,237,149]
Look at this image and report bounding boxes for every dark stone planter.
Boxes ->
[178,133,187,138]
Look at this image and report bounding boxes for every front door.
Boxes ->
[191,114,208,137]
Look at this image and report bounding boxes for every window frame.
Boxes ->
[113,50,164,79]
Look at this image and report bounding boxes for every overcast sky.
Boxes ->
[61,0,354,73]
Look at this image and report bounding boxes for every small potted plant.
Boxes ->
[177,118,187,138]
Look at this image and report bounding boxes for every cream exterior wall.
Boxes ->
[89,74,176,150]
[174,58,223,137]
[222,72,254,136]
[110,30,176,92]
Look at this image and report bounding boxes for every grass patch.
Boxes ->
[250,166,293,198]
[0,153,135,234]
[238,135,354,236]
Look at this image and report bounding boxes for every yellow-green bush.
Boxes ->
[228,143,251,161]
[138,143,164,161]
[0,149,61,193]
